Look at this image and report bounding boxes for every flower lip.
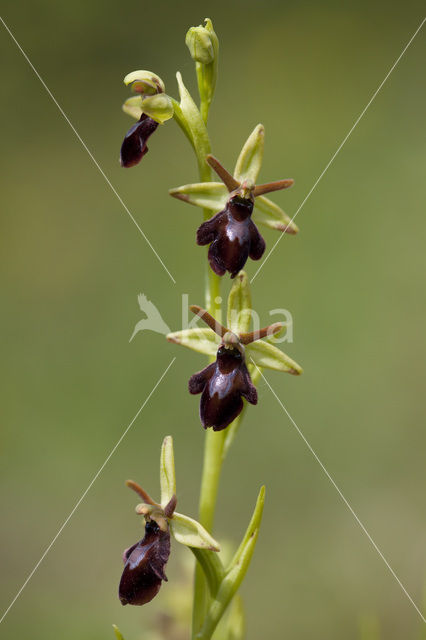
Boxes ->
[119,517,171,606]
[120,113,159,168]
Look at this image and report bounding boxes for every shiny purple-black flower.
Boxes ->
[189,342,257,430]
[197,194,265,278]
[119,518,170,606]
[120,113,159,168]
[192,154,294,278]
[185,305,284,431]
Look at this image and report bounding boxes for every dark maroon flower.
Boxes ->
[120,113,159,168]
[189,342,257,430]
[185,305,285,431]
[193,154,294,278]
[197,194,265,278]
[119,518,171,606]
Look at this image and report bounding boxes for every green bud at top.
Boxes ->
[185,25,215,64]
[124,70,165,95]
[185,18,219,123]
[140,94,174,124]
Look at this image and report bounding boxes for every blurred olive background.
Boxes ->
[1,1,425,638]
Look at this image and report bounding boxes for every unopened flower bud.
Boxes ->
[185,25,215,64]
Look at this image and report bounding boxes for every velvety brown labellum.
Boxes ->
[189,345,258,430]
[119,519,170,606]
[196,195,265,278]
[120,113,159,168]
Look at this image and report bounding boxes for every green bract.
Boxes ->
[196,487,265,640]
[169,124,299,235]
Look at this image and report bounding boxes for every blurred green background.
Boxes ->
[1,1,425,638]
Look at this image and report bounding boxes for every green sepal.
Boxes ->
[247,340,302,374]
[234,124,264,184]
[140,94,174,124]
[159,435,176,508]
[254,195,299,234]
[169,181,227,211]
[167,327,220,357]
[123,70,165,95]
[170,512,221,551]
[122,96,143,120]
[227,271,252,334]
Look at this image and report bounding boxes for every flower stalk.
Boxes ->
[117,17,302,640]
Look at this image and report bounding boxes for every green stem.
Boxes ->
[177,56,243,640]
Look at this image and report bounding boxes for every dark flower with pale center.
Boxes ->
[187,305,283,430]
[197,193,265,278]
[189,339,257,430]
[120,113,159,168]
[196,155,293,278]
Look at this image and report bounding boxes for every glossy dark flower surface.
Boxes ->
[189,344,258,430]
[196,195,265,278]
[119,519,170,606]
[120,113,159,168]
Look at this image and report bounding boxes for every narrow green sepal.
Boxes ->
[254,195,299,234]
[167,327,220,357]
[160,435,176,508]
[169,181,227,211]
[247,341,303,374]
[170,512,221,551]
[234,124,264,184]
